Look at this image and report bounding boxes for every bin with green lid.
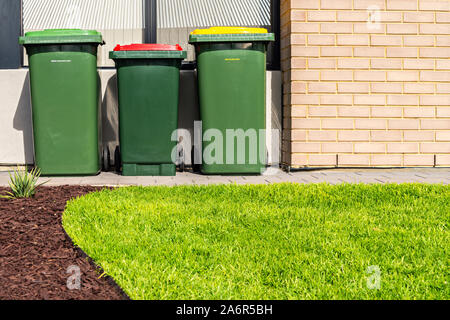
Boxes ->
[189,27,275,175]
[110,44,187,176]
[19,29,104,176]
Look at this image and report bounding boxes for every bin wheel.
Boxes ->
[102,147,111,172]
[191,146,201,173]
[114,146,121,173]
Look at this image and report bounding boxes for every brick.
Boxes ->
[308,35,335,45]
[321,47,352,57]
[371,83,401,93]
[387,0,417,10]
[354,94,386,105]
[387,71,419,82]
[389,119,420,130]
[291,105,308,117]
[387,143,419,153]
[289,82,307,94]
[436,155,450,166]
[437,59,450,69]
[308,130,337,141]
[421,143,450,153]
[292,94,320,105]
[355,71,385,81]
[420,48,450,58]
[291,34,307,45]
[321,95,353,105]
[420,71,450,82]
[338,154,370,166]
[338,106,371,118]
[404,130,435,142]
[354,47,385,57]
[387,24,418,35]
[292,22,320,33]
[388,95,419,106]
[308,106,338,116]
[320,0,352,10]
[309,82,336,93]
[291,154,308,166]
[421,95,450,106]
[338,83,370,93]
[387,48,417,58]
[404,83,434,94]
[308,58,336,69]
[353,23,385,34]
[291,10,306,21]
[355,143,386,153]
[321,23,353,34]
[371,35,402,46]
[322,119,354,129]
[371,130,403,142]
[292,70,320,81]
[437,83,450,94]
[437,107,450,117]
[291,58,307,69]
[338,130,370,141]
[308,155,337,166]
[337,35,370,46]
[379,12,403,23]
[404,36,434,47]
[291,130,308,141]
[404,59,435,70]
[403,12,435,23]
[292,119,321,129]
[338,59,370,69]
[321,71,353,81]
[337,11,368,22]
[436,12,450,23]
[354,0,385,10]
[355,119,386,129]
[421,119,450,129]
[307,11,335,21]
[292,0,320,10]
[371,155,403,166]
[404,155,434,166]
[437,131,450,141]
[291,46,320,57]
[404,107,436,118]
[292,142,321,153]
[322,143,353,153]
[436,36,450,47]
[371,107,403,117]
[420,24,450,35]
[371,59,402,69]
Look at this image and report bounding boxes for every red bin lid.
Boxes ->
[113,44,183,51]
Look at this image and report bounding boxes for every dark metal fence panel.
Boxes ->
[0,0,22,69]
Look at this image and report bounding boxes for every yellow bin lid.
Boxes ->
[191,27,268,35]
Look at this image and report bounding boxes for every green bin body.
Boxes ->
[19,29,103,176]
[110,44,186,176]
[190,31,275,175]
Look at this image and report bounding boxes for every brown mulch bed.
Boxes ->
[0,186,127,300]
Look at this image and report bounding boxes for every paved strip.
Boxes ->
[0,168,448,187]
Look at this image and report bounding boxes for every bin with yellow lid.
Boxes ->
[189,27,275,175]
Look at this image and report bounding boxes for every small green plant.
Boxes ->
[1,166,47,199]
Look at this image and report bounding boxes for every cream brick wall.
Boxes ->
[281,0,450,168]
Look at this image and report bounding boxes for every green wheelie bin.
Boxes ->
[110,44,187,176]
[19,29,104,176]
[189,27,275,175]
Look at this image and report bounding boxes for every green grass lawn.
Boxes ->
[63,183,449,300]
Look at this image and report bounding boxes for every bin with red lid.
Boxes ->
[110,44,187,176]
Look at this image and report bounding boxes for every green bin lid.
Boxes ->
[189,27,275,43]
[109,44,187,60]
[19,29,104,45]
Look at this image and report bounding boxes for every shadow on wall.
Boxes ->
[13,71,34,165]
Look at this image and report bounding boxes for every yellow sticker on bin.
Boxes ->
[191,27,268,35]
